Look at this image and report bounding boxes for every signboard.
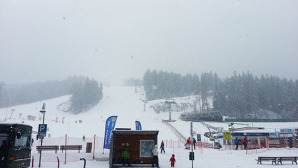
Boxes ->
[280,129,293,133]
[140,140,154,157]
[231,132,245,136]
[197,134,201,142]
[223,132,231,140]
[38,124,47,137]
[189,152,194,160]
[244,132,269,136]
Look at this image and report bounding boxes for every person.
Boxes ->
[169,154,176,167]
[152,144,159,167]
[192,138,196,150]
[234,137,239,150]
[121,149,130,166]
[185,137,191,150]
[160,140,165,153]
[289,138,293,148]
[242,136,248,150]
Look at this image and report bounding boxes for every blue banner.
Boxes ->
[197,134,201,141]
[231,132,245,136]
[135,121,142,130]
[244,132,269,136]
[103,116,118,149]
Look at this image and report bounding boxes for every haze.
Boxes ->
[1,0,297,85]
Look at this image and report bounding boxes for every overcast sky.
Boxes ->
[0,0,297,85]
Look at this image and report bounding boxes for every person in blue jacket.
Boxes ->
[160,140,165,153]
[234,137,239,150]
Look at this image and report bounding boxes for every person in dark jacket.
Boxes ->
[192,138,196,150]
[234,137,239,150]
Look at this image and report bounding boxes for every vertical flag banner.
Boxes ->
[103,116,118,149]
[135,121,142,130]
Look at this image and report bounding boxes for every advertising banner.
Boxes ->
[135,121,142,130]
[223,132,231,140]
[103,116,118,149]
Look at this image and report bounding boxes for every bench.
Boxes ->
[269,144,281,148]
[36,145,59,153]
[60,145,82,153]
[277,157,297,165]
[256,157,277,164]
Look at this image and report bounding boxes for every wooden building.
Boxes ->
[109,130,159,168]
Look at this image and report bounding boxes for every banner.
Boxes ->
[223,132,231,140]
[197,134,201,141]
[103,116,118,149]
[135,121,142,130]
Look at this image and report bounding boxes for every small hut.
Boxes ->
[27,115,36,121]
[109,130,159,168]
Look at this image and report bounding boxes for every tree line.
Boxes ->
[69,78,103,113]
[143,70,298,119]
[213,72,298,119]
[143,70,200,100]
[0,76,103,114]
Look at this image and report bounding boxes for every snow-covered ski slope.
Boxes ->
[1,86,298,142]
[0,86,180,141]
[1,86,298,168]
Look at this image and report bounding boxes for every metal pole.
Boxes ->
[93,134,96,160]
[39,112,45,167]
[80,158,86,168]
[65,134,67,164]
[191,122,193,168]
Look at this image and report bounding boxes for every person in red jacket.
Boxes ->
[242,136,248,149]
[169,154,176,167]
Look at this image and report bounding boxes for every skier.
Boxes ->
[185,137,191,150]
[152,144,159,167]
[234,137,239,150]
[160,140,165,153]
[242,136,248,150]
[169,154,176,167]
[192,138,196,150]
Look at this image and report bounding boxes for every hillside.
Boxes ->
[1,86,298,168]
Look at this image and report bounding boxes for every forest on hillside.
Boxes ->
[0,76,103,114]
[143,70,298,119]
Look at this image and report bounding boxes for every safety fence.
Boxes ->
[164,140,213,149]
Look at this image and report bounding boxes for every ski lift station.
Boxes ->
[109,130,159,168]
[213,128,298,150]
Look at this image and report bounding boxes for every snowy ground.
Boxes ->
[1,86,298,168]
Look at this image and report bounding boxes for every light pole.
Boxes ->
[39,103,46,167]
[190,122,194,168]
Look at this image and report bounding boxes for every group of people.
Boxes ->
[234,136,249,150]
[185,137,196,150]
